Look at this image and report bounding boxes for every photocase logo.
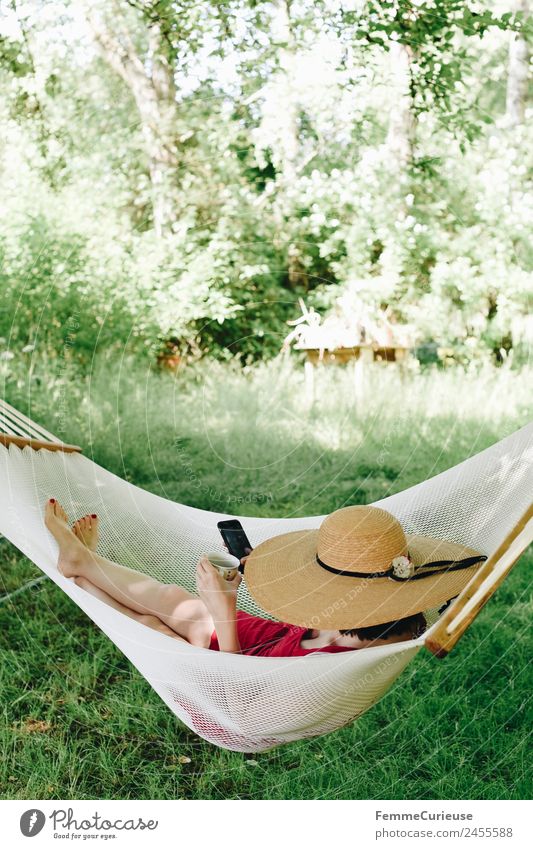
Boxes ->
[18,806,159,838]
[20,809,46,837]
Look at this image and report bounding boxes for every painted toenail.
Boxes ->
[50,498,55,503]
[91,514,97,518]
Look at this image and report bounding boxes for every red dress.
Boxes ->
[209,611,355,657]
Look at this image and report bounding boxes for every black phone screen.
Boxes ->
[217,520,253,566]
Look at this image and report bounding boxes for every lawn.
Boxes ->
[1,356,531,799]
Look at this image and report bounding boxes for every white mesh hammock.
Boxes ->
[0,399,531,753]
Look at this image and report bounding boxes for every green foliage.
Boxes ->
[0,213,133,358]
[0,0,530,365]
[341,0,528,136]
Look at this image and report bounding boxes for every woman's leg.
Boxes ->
[73,576,187,642]
[44,500,214,647]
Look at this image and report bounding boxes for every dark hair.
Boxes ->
[340,612,426,642]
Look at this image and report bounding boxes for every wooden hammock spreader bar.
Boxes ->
[0,434,82,454]
[425,502,533,658]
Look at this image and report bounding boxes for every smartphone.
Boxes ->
[217,519,253,569]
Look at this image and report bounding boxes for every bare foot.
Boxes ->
[44,499,87,578]
[72,514,99,551]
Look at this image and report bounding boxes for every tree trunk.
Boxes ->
[386,41,415,167]
[83,2,180,236]
[274,0,299,185]
[271,0,305,286]
[137,23,180,237]
[506,0,530,126]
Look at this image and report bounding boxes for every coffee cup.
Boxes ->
[205,551,240,582]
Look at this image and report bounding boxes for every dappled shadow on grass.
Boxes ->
[115,417,509,519]
[6,357,530,517]
[20,357,523,519]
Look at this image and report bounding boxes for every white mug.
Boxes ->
[205,550,240,582]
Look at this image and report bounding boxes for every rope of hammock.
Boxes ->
[0,575,47,605]
[0,399,81,453]
[0,397,61,442]
[0,403,57,604]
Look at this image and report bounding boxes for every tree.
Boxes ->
[506,0,530,125]
[270,0,304,284]
[80,0,181,236]
[0,0,528,365]
[386,40,415,166]
[243,0,325,288]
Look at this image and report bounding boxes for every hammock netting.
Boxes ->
[0,415,531,752]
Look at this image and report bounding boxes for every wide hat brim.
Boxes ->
[244,529,485,629]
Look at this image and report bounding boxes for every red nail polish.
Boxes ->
[91,514,97,518]
[50,498,55,503]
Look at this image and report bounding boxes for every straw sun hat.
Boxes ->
[244,505,486,629]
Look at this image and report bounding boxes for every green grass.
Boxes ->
[1,356,532,799]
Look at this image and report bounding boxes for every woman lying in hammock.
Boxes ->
[44,499,484,656]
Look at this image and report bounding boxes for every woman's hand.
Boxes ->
[196,556,242,617]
